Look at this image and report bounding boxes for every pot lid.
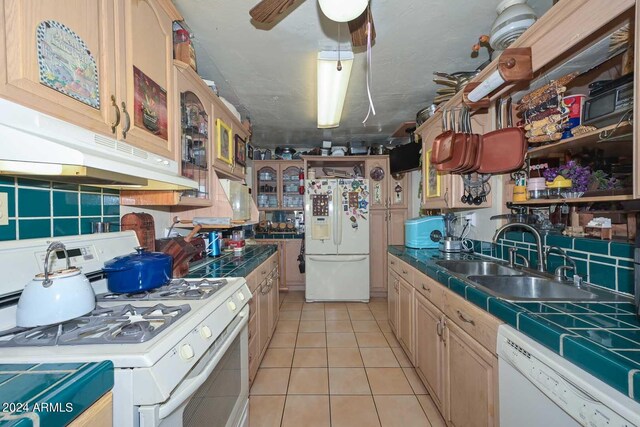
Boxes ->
[103,246,172,271]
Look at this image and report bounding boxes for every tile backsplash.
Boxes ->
[0,177,120,241]
[473,232,634,297]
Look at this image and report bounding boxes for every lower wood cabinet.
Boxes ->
[398,277,415,362]
[415,292,445,411]
[247,253,279,385]
[254,239,303,291]
[389,254,501,427]
[69,392,112,427]
[445,320,499,427]
[387,269,399,334]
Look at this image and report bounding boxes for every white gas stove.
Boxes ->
[0,232,251,427]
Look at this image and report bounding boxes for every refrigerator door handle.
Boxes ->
[307,256,367,262]
[332,186,339,246]
[336,185,343,247]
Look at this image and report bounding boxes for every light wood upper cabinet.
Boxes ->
[389,171,409,209]
[113,0,178,158]
[254,160,303,210]
[445,320,499,427]
[0,0,117,136]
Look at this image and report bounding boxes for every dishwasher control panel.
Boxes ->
[501,338,635,427]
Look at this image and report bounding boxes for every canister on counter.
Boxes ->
[208,232,222,257]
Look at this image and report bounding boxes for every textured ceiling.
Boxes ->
[173,0,553,148]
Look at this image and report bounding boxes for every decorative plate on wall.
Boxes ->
[369,166,385,181]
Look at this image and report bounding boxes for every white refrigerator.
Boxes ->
[304,178,370,302]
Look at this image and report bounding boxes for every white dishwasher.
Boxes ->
[497,324,640,427]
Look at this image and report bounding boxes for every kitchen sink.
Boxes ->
[467,275,600,301]
[435,260,521,276]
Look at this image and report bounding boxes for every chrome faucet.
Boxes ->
[546,246,578,282]
[492,223,545,272]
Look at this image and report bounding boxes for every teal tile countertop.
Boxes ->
[0,361,113,426]
[186,244,278,278]
[254,233,303,239]
[388,245,640,403]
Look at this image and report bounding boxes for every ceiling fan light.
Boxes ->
[317,51,354,128]
[318,0,368,23]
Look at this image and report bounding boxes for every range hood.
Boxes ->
[0,99,197,190]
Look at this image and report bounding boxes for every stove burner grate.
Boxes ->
[0,303,191,346]
[96,278,228,301]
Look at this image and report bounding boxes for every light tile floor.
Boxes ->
[249,291,446,427]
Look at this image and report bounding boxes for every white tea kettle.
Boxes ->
[16,241,96,327]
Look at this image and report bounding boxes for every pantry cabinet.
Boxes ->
[0,0,181,158]
[366,157,389,209]
[370,210,389,295]
[388,209,407,246]
[253,160,304,211]
[0,0,117,137]
[388,254,502,427]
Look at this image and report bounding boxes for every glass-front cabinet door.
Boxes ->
[256,166,278,209]
[180,91,209,199]
[281,165,303,210]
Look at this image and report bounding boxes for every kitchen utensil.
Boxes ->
[103,246,173,293]
[91,221,111,233]
[477,97,527,174]
[430,109,454,164]
[16,242,95,327]
[121,213,156,251]
[436,109,468,172]
[155,223,203,278]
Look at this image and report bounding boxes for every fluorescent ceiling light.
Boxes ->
[318,0,368,22]
[317,50,354,129]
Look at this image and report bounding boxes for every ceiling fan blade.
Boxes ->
[250,0,297,24]
[348,7,375,47]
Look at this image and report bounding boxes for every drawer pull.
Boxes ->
[421,284,431,293]
[390,260,396,265]
[402,270,408,274]
[261,270,267,274]
[456,310,475,325]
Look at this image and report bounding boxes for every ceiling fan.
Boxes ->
[249,0,376,47]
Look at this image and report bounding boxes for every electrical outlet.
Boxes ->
[465,212,477,228]
[0,193,8,226]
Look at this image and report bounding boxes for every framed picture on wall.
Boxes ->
[216,119,233,165]
[425,148,441,198]
[247,144,254,160]
[235,135,246,166]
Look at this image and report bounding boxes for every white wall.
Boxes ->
[406,171,506,242]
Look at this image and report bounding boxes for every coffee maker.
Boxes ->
[439,213,462,253]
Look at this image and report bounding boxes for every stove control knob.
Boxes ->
[180,344,195,361]
[237,292,246,301]
[228,301,237,311]
[200,325,212,339]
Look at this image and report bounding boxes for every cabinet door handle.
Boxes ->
[390,260,395,265]
[110,95,120,134]
[402,269,408,274]
[456,310,475,325]
[121,102,131,139]
[421,284,431,293]
[441,318,447,345]
[436,319,442,337]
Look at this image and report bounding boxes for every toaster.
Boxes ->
[404,216,445,249]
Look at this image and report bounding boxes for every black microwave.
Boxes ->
[583,79,633,127]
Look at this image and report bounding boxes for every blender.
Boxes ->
[439,213,462,253]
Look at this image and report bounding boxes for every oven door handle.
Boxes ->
[157,306,249,419]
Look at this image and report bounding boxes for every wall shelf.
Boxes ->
[526,122,633,159]
[509,194,634,205]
